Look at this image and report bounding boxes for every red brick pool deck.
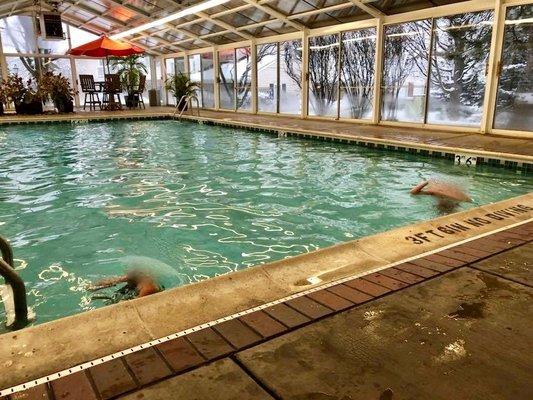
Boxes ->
[3,221,532,400]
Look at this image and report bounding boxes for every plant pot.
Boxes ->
[176,99,188,111]
[15,100,43,115]
[54,97,74,113]
[0,102,4,116]
[125,94,139,109]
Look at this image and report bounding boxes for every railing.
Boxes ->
[0,236,28,329]
[173,95,200,120]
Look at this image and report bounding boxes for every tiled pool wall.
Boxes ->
[0,114,531,172]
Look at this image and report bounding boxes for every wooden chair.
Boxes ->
[132,75,146,109]
[79,75,101,111]
[103,74,123,109]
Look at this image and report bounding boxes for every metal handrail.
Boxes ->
[173,95,200,119]
[0,236,28,329]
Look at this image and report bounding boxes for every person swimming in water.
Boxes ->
[88,269,161,300]
[410,179,472,213]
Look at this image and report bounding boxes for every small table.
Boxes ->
[94,81,122,111]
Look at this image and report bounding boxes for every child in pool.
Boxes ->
[88,269,161,299]
[410,179,472,213]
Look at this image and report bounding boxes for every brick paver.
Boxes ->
[344,278,390,296]
[239,311,287,338]
[157,337,205,373]
[186,328,234,360]
[307,290,353,311]
[326,284,373,304]
[124,348,172,386]
[264,303,310,328]
[89,358,137,399]
[285,296,333,319]
[50,371,98,400]
[362,273,408,290]
[213,319,262,349]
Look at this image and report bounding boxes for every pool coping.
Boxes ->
[0,194,531,394]
[0,112,532,171]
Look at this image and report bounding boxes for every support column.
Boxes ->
[0,30,8,81]
[481,0,504,134]
[161,56,168,106]
[301,30,309,119]
[214,47,220,110]
[372,17,384,125]
[251,39,258,114]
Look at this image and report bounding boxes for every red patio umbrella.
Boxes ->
[68,36,144,109]
[68,35,144,58]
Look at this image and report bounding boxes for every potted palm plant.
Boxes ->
[165,73,200,111]
[39,72,76,113]
[110,55,147,108]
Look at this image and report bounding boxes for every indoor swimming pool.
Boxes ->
[0,120,531,326]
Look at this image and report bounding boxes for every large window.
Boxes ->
[188,54,202,107]
[340,28,376,120]
[280,40,302,115]
[308,34,339,117]
[218,49,235,110]
[256,40,301,115]
[257,43,278,113]
[201,52,215,108]
[493,4,532,131]
[236,47,252,111]
[427,11,494,126]
[0,16,37,53]
[381,20,431,122]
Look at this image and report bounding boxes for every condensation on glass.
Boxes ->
[257,43,278,113]
[340,28,376,120]
[236,47,252,111]
[188,54,202,107]
[218,49,235,110]
[279,40,302,115]
[308,34,339,117]
[201,52,215,108]
[493,4,532,132]
[381,20,431,123]
[427,11,494,126]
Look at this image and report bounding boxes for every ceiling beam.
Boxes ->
[103,0,214,46]
[61,1,184,52]
[347,0,384,18]
[241,0,308,32]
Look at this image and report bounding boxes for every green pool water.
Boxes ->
[0,120,531,328]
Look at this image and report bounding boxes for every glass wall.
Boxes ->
[339,28,376,119]
[256,40,301,115]
[493,4,533,131]
[218,49,235,110]
[257,43,278,113]
[188,54,202,107]
[280,40,302,115]
[427,11,494,126]
[381,20,431,122]
[236,47,252,111]
[308,34,339,117]
[201,52,215,108]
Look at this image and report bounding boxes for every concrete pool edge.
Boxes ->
[0,194,531,392]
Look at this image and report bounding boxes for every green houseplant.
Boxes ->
[0,74,43,115]
[165,73,199,111]
[110,55,147,108]
[39,72,76,113]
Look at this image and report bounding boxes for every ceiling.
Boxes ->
[0,0,472,55]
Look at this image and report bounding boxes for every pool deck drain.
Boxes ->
[1,108,532,169]
[0,195,532,399]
